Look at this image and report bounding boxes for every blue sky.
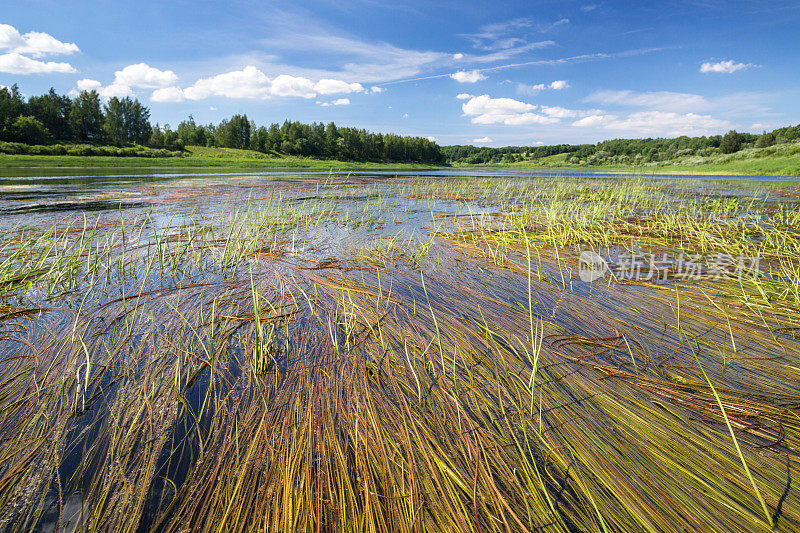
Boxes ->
[2,0,799,146]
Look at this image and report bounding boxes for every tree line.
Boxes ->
[0,84,445,164]
[442,127,800,165]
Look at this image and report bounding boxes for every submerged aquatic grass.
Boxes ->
[0,174,799,531]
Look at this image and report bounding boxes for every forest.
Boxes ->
[442,126,800,165]
[0,85,445,164]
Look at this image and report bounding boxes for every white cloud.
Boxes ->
[700,60,756,74]
[402,113,409,118]
[74,63,179,100]
[518,79,569,95]
[453,53,464,60]
[0,52,76,74]
[572,114,606,128]
[370,86,384,93]
[170,67,365,101]
[531,141,545,145]
[573,111,731,136]
[269,74,316,97]
[151,86,186,103]
[463,94,535,116]
[184,66,270,100]
[520,83,547,93]
[0,24,79,58]
[461,94,560,125]
[426,136,438,142]
[451,70,486,83]
[539,105,586,118]
[314,78,363,95]
[456,93,474,100]
[473,137,493,143]
[113,63,178,89]
[99,83,134,99]
[320,98,350,106]
[76,78,102,91]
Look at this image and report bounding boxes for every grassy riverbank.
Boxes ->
[0,145,446,172]
[452,141,800,176]
[2,143,800,177]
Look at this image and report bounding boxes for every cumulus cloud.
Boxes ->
[573,111,731,136]
[113,63,178,89]
[456,93,474,100]
[370,86,384,93]
[0,24,79,58]
[184,66,270,100]
[314,78,363,95]
[75,79,100,91]
[473,137,493,143]
[98,83,134,99]
[0,52,76,74]
[151,86,186,103]
[163,66,367,101]
[461,94,560,125]
[700,60,757,74]
[427,136,438,142]
[73,63,179,100]
[452,53,464,60]
[451,70,486,83]
[549,80,569,90]
[269,74,316,98]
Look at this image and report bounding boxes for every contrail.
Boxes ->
[374,47,671,87]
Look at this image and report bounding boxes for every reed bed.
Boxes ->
[0,175,799,531]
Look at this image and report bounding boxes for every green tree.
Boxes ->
[719,130,742,154]
[70,90,105,142]
[10,116,51,144]
[755,131,776,148]
[27,88,72,140]
[215,114,250,149]
[177,115,199,146]
[104,96,151,144]
[0,84,26,141]
[149,124,166,147]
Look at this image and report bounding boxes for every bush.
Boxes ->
[0,141,182,158]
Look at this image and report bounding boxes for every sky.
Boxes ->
[2,0,799,146]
